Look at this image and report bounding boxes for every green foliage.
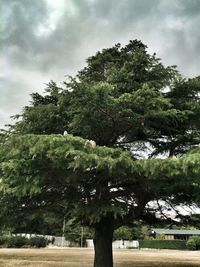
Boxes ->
[1,133,200,230]
[186,236,200,250]
[113,225,143,241]
[156,234,165,240]
[0,236,48,248]
[0,236,27,248]
[64,219,93,245]
[186,239,196,250]
[0,192,66,236]
[0,134,137,224]
[10,39,199,156]
[7,236,27,248]
[0,236,9,246]
[139,239,186,250]
[1,39,200,249]
[28,236,48,248]
[12,81,68,134]
[113,222,144,241]
[113,226,133,241]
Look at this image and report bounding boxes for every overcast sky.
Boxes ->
[1,0,200,128]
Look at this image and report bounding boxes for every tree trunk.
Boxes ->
[93,217,114,267]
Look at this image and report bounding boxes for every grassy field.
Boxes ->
[0,248,200,267]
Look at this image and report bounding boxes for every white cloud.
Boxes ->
[35,0,66,37]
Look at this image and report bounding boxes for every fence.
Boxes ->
[86,239,139,249]
[14,233,139,248]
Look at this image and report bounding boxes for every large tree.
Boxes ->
[1,40,200,267]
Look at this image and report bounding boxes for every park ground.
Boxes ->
[0,248,200,267]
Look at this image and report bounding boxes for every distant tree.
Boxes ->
[1,40,200,267]
[113,223,144,241]
[64,219,93,245]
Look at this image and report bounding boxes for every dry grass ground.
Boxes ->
[0,248,200,267]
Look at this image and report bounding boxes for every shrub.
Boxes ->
[187,236,200,250]
[0,236,9,246]
[156,234,165,240]
[139,239,186,250]
[0,235,48,248]
[187,239,196,250]
[6,236,27,248]
[28,236,48,248]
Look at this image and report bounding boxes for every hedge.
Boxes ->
[28,236,48,248]
[139,239,186,250]
[7,236,27,248]
[0,236,48,248]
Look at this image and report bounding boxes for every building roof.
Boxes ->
[152,228,200,235]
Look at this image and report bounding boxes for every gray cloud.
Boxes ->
[1,0,200,128]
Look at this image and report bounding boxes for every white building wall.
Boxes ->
[86,239,139,249]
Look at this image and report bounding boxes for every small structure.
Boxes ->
[152,228,200,241]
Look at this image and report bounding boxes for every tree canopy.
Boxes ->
[1,40,200,267]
